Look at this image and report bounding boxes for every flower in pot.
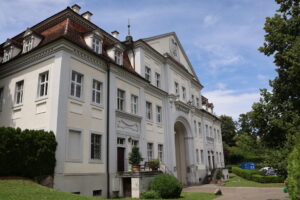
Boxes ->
[148,159,160,171]
[128,146,143,172]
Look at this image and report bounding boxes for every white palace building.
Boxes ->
[0,5,224,198]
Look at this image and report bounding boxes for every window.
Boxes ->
[198,122,202,137]
[147,143,153,161]
[200,150,204,164]
[117,137,125,145]
[214,128,216,138]
[92,80,102,104]
[92,38,101,54]
[191,95,194,105]
[70,71,83,98]
[38,71,48,98]
[156,105,162,123]
[14,80,24,105]
[158,144,163,161]
[93,190,102,197]
[0,87,3,112]
[3,48,12,62]
[205,125,209,137]
[174,82,179,95]
[146,101,152,120]
[23,37,34,53]
[91,133,102,160]
[216,152,219,164]
[194,120,197,135]
[145,66,151,82]
[182,86,186,100]
[196,149,200,164]
[117,89,125,111]
[132,140,139,147]
[131,95,138,114]
[196,98,200,107]
[209,126,212,137]
[68,130,81,161]
[115,51,122,65]
[155,72,160,88]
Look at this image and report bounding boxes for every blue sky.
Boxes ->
[0,0,278,119]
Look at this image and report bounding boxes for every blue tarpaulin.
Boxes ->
[241,162,256,170]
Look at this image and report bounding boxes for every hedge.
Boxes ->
[288,138,300,200]
[232,167,283,183]
[0,127,57,178]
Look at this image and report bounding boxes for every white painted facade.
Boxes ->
[0,6,224,198]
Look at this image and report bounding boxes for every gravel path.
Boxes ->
[183,184,289,200]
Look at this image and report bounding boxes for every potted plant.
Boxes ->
[148,159,160,171]
[128,146,143,172]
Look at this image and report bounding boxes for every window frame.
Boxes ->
[147,143,154,161]
[182,86,186,100]
[115,50,122,65]
[14,80,24,106]
[196,149,200,164]
[174,81,179,95]
[92,79,103,105]
[198,122,202,137]
[70,71,84,100]
[3,47,12,62]
[117,89,125,111]
[92,37,102,54]
[37,71,49,99]
[23,36,34,53]
[156,105,162,123]
[145,66,151,82]
[146,101,152,120]
[158,144,163,161]
[130,94,138,114]
[90,132,102,162]
[155,72,161,88]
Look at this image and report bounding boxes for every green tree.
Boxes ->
[220,115,236,146]
[288,135,300,200]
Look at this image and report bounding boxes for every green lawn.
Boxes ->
[0,180,217,200]
[223,173,284,187]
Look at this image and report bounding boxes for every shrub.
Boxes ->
[232,167,284,183]
[148,159,160,170]
[0,127,57,178]
[150,174,182,198]
[288,138,300,200]
[140,190,161,199]
[128,146,143,166]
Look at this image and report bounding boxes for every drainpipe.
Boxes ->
[106,63,110,198]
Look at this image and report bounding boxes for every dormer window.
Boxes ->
[84,30,103,54]
[3,47,12,63]
[22,29,42,54]
[23,36,34,53]
[114,50,122,65]
[92,38,101,54]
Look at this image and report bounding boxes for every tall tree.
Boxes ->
[220,115,236,146]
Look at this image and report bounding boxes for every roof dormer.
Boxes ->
[2,39,21,63]
[107,43,124,65]
[84,30,104,54]
[22,28,42,54]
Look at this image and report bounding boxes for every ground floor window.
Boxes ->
[158,144,163,161]
[147,143,153,161]
[91,133,102,160]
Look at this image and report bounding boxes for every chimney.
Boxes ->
[82,11,93,21]
[71,4,81,13]
[111,31,119,39]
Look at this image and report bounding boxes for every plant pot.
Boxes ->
[216,179,222,184]
[151,167,158,171]
[132,165,141,172]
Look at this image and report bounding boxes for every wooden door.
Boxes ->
[123,178,131,197]
[117,147,125,172]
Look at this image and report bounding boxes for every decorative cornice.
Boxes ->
[174,100,192,114]
[116,110,142,122]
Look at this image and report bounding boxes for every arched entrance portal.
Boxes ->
[174,121,189,185]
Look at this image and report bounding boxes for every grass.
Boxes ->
[0,180,217,200]
[223,173,284,188]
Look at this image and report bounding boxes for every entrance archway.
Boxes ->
[174,121,189,185]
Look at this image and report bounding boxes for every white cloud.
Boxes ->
[203,89,260,120]
[216,82,226,90]
[203,15,218,26]
[256,74,269,82]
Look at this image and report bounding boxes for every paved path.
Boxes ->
[183,184,289,200]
